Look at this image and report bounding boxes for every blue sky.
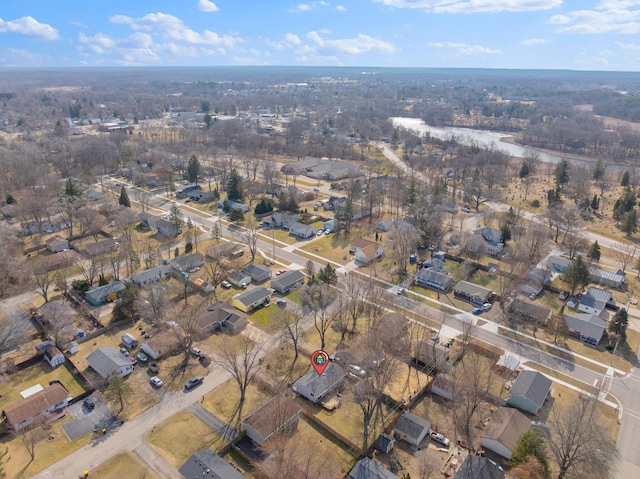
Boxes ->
[0,0,639,70]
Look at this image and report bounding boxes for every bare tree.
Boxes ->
[301,283,337,350]
[16,426,47,475]
[276,305,305,376]
[239,217,259,263]
[203,256,230,301]
[547,396,617,479]
[30,258,54,303]
[104,375,133,418]
[386,223,421,277]
[615,243,637,273]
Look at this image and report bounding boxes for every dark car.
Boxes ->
[185,375,204,390]
[148,361,159,373]
[83,398,95,411]
[472,307,484,315]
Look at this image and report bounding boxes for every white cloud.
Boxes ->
[428,41,502,55]
[522,37,549,45]
[550,7,640,34]
[110,12,240,47]
[372,0,561,14]
[197,0,219,12]
[596,1,640,8]
[289,2,330,13]
[615,40,640,49]
[337,5,347,11]
[0,16,59,41]
[306,31,397,55]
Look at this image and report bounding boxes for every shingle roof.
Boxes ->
[454,280,492,298]
[271,270,305,289]
[509,370,552,410]
[481,407,531,456]
[349,457,398,479]
[242,395,301,443]
[394,410,431,440]
[2,383,69,427]
[454,455,505,479]
[294,362,345,399]
[86,346,131,378]
[179,449,245,479]
[233,287,271,307]
[564,312,607,341]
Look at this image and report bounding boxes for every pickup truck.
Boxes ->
[430,431,450,447]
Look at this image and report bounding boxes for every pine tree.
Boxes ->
[609,308,629,340]
[555,159,570,187]
[563,255,591,296]
[621,170,630,187]
[317,263,337,285]
[588,241,601,261]
[187,155,201,185]
[119,186,131,208]
[226,168,244,202]
[622,209,638,237]
[591,194,598,211]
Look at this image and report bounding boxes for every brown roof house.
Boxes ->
[507,299,552,325]
[42,250,79,271]
[141,330,184,360]
[480,407,531,460]
[45,235,69,253]
[43,345,65,368]
[84,238,119,257]
[242,395,301,447]
[2,383,70,432]
[350,238,385,265]
[194,302,248,336]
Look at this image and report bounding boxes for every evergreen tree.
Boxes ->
[185,242,193,254]
[228,207,245,222]
[511,429,549,476]
[592,159,605,182]
[187,155,201,185]
[500,224,512,243]
[609,308,629,340]
[226,168,244,202]
[588,241,601,261]
[562,255,591,296]
[554,159,570,187]
[622,209,638,236]
[317,263,337,285]
[590,194,599,211]
[518,162,530,178]
[621,170,631,187]
[111,284,138,323]
[174,247,179,258]
[119,186,131,208]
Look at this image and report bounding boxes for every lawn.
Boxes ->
[248,304,285,334]
[89,452,161,479]
[262,344,313,383]
[0,362,86,412]
[203,380,271,423]
[148,410,224,468]
[148,350,210,392]
[384,362,434,404]
[302,318,369,354]
[300,234,351,264]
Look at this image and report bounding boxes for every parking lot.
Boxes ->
[62,395,114,441]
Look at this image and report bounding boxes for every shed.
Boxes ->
[64,341,80,355]
[375,433,395,454]
[43,346,65,368]
[45,235,69,253]
[393,410,431,446]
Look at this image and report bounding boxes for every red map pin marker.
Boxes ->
[311,350,329,375]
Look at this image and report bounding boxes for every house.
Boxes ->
[156,218,180,237]
[394,410,431,446]
[171,253,205,273]
[262,211,300,230]
[84,238,119,257]
[508,370,552,415]
[85,281,126,306]
[324,196,347,211]
[179,449,245,479]
[227,271,252,288]
[141,330,184,360]
[507,299,552,325]
[454,281,493,305]
[348,458,398,479]
[83,188,106,202]
[45,235,69,253]
[219,199,249,213]
[547,255,572,273]
[194,302,248,336]
[293,362,346,404]
[520,268,552,297]
[243,263,272,283]
[231,287,272,313]
[474,226,504,255]
[271,270,305,294]
[376,219,395,232]
[43,346,65,368]
[589,266,625,288]
[2,383,70,432]
[453,455,505,479]
[132,265,169,287]
[176,184,202,199]
[289,221,317,239]
[138,212,161,230]
[416,341,449,369]
[564,312,608,345]
[480,407,531,460]
[206,241,243,260]
[350,238,385,265]
[431,373,454,400]
[578,287,612,316]
[42,250,79,271]
[416,268,454,291]
[36,302,78,330]
[242,395,301,447]
[86,346,134,379]
[375,433,395,454]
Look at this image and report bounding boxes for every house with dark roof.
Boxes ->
[564,312,608,345]
[507,299,552,325]
[289,221,317,239]
[416,268,454,291]
[85,281,126,306]
[156,218,181,238]
[227,270,252,288]
[242,395,301,447]
[86,346,134,379]
[547,255,572,273]
[480,407,531,460]
[242,263,272,283]
[194,302,248,336]
[271,270,305,294]
[508,370,552,415]
[179,449,245,479]
[454,281,493,305]
[205,241,242,260]
[231,287,272,313]
[84,238,118,257]
[393,410,431,446]
[578,287,612,316]
[375,433,395,454]
[2,383,70,432]
[138,212,161,230]
[376,219,395,232]
[348,457,398,479]
[42,250,79,271]
[293,362,346,404]
[132,265,169,287]
[473,226,504,256]
[453,455,505,479]
[171,253,205,273]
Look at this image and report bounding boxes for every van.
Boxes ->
[121,333,138,350]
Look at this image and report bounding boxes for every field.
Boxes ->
[203,380,271,423]
[89,452,161,479]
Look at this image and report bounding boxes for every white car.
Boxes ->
[150,376,163,388]
[430,431,450,447]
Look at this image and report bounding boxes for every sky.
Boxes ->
[0,0,639,71]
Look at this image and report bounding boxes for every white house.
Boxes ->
[481,407,531,460]
[86,346,134,379]
[350,238,385,265]
[393,410,431,446]
[2,383,70,432]
[131,265,169,287]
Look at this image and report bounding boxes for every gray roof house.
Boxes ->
[194,302,248,336]
[243,263,272,283]
[547,255,572,273]
[454,455,505,479]
[156,218,181,238]
[231,287,272,313]
[171,253,205,273]
[179,449,245,479]
[262,211,300,230]
[349,458,398,479]
[84,238,119,257]
[508,370,552,415]
[474,226,504,255]
[271,270,305,294]
[454,281,493,305]
[376,219,395,232]
[289,221,317,239]
[589,266,625,288]
[293,362,346,404]
[564,312,608,345]
[206,241,242,260]
[227,270,252,288]
[132,265,169,287]
[578,287,612,316]
[416,268,454,291]
[86,346,134,379]
[507,299,552,325]
[85,281,126,306]
[393,410,431,446]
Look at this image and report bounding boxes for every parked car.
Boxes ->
[348,364,366,377]
[120,347,128,355]
[397,287,404,295]
[316,229,324,236]
[430,431,450,447]
[276,299,287,308]
[482,302,492,311]
[221,280,232,289]
[128,356,137,365]
[191,347,202,358]
[136,352,148,362]
[462,206,471,213]
[150,376,163,388]
[148,361,159,373]
[83,398,95,411]
[472,307,484,315]
[630,298,638,305]
[185,375,204,390]
[558,291,569,301]
[313,187,320,191]
[276,269,287,276]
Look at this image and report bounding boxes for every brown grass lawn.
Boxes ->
[302,318,370,355]
[0,362,86,412]
[203,380,271,423]
[301,235,351,264]
[0,414,92,479]
[224,449,257,479]
[385,363,434,404]
[89,452,161,479]
[262,344,314,384]
[148,411,224,468]
[150,350,210,392]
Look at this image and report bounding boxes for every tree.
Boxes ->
[301,283,337,350]
[615,243,637,272]
[59,177,84,237]
[621,170,630,187]
[170,202,184,235]
[30,258,54,303]
[317,262,337,285]
[187,155,201,185]
[118,186,131,208]
[276,305,305,377]
[587,241,600,261]
[225,168,244,202]
[111,284,138,324]
[239,217,259,262]
[562,255,590,297]
[104,375,133,418]
[609,308,628,340]
[203,256,229,301]
[509,456,549,479]
[16,425,46,472]
[254,198,273,215]
[511,429,549,476]
[387,224,421,277]
[549,307,570,344]
[554,159,570,188]
[621,209,638,236]
[592,159,608,197]
[547,397,616,479]
[228,207,245,222]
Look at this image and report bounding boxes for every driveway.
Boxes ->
[62,396,113,441]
